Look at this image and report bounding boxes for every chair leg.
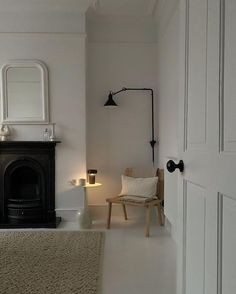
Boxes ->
[122,204,128,220]
[145,205,151,237]
[156,204,163,226]
[107,202,112,229]
[161,207,165,225]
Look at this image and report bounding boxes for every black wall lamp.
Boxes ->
[104,87,157,165]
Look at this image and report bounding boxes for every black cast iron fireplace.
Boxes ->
[0,141,61,228]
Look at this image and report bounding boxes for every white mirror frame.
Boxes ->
[1,60,49,124]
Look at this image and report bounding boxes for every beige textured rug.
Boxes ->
[0,231,104,294]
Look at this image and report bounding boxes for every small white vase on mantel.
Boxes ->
[0,124,10,141]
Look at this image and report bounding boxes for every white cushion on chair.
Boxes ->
[119,175,158,198]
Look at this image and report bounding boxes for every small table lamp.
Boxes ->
[87,169,97,184]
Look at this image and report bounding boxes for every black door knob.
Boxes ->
[166,160,184,173]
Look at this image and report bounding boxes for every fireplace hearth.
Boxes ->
[0,141,61,228]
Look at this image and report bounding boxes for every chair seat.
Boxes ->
[106,195,161,206]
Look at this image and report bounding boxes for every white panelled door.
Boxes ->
[177,0,236,294]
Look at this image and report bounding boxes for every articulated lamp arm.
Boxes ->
[105,87,157,165]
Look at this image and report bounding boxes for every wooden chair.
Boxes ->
[106,168,164,237]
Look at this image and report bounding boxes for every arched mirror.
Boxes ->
[1,60,49,124]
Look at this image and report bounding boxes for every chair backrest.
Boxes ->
[156,168,164,201]
[124,168,133,177]
[124,168,164,201]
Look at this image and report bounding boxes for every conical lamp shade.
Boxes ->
[104,92,118,107]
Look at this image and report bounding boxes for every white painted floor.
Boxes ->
[60,218,177,294]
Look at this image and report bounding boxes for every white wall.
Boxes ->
[155,0,180,168]
[0,0,181,224]
[86,16,158,218]
[154,0,181,242]
[0,2,89,221]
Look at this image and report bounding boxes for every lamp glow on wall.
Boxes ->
[104,87,157,165]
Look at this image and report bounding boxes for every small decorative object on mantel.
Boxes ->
[49,123,56,141]
[0,124,10,141]
[43,123,57,142]
[43,128,50,141]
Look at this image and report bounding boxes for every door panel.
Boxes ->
[222,0,236,152]
[185,181,206,294]
[220,194,236,294]
[187,0,208,148]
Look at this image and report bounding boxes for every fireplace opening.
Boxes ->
[5,160,45,223]
[10,166,41,201]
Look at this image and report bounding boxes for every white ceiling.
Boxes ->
[0,0,158,16]
[91,0,158,16]
[0,0,94,13]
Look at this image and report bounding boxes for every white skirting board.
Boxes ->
[164,157,179,244]
[56,204,161,223]
[55,208,79,222]
[165,217,178,244]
